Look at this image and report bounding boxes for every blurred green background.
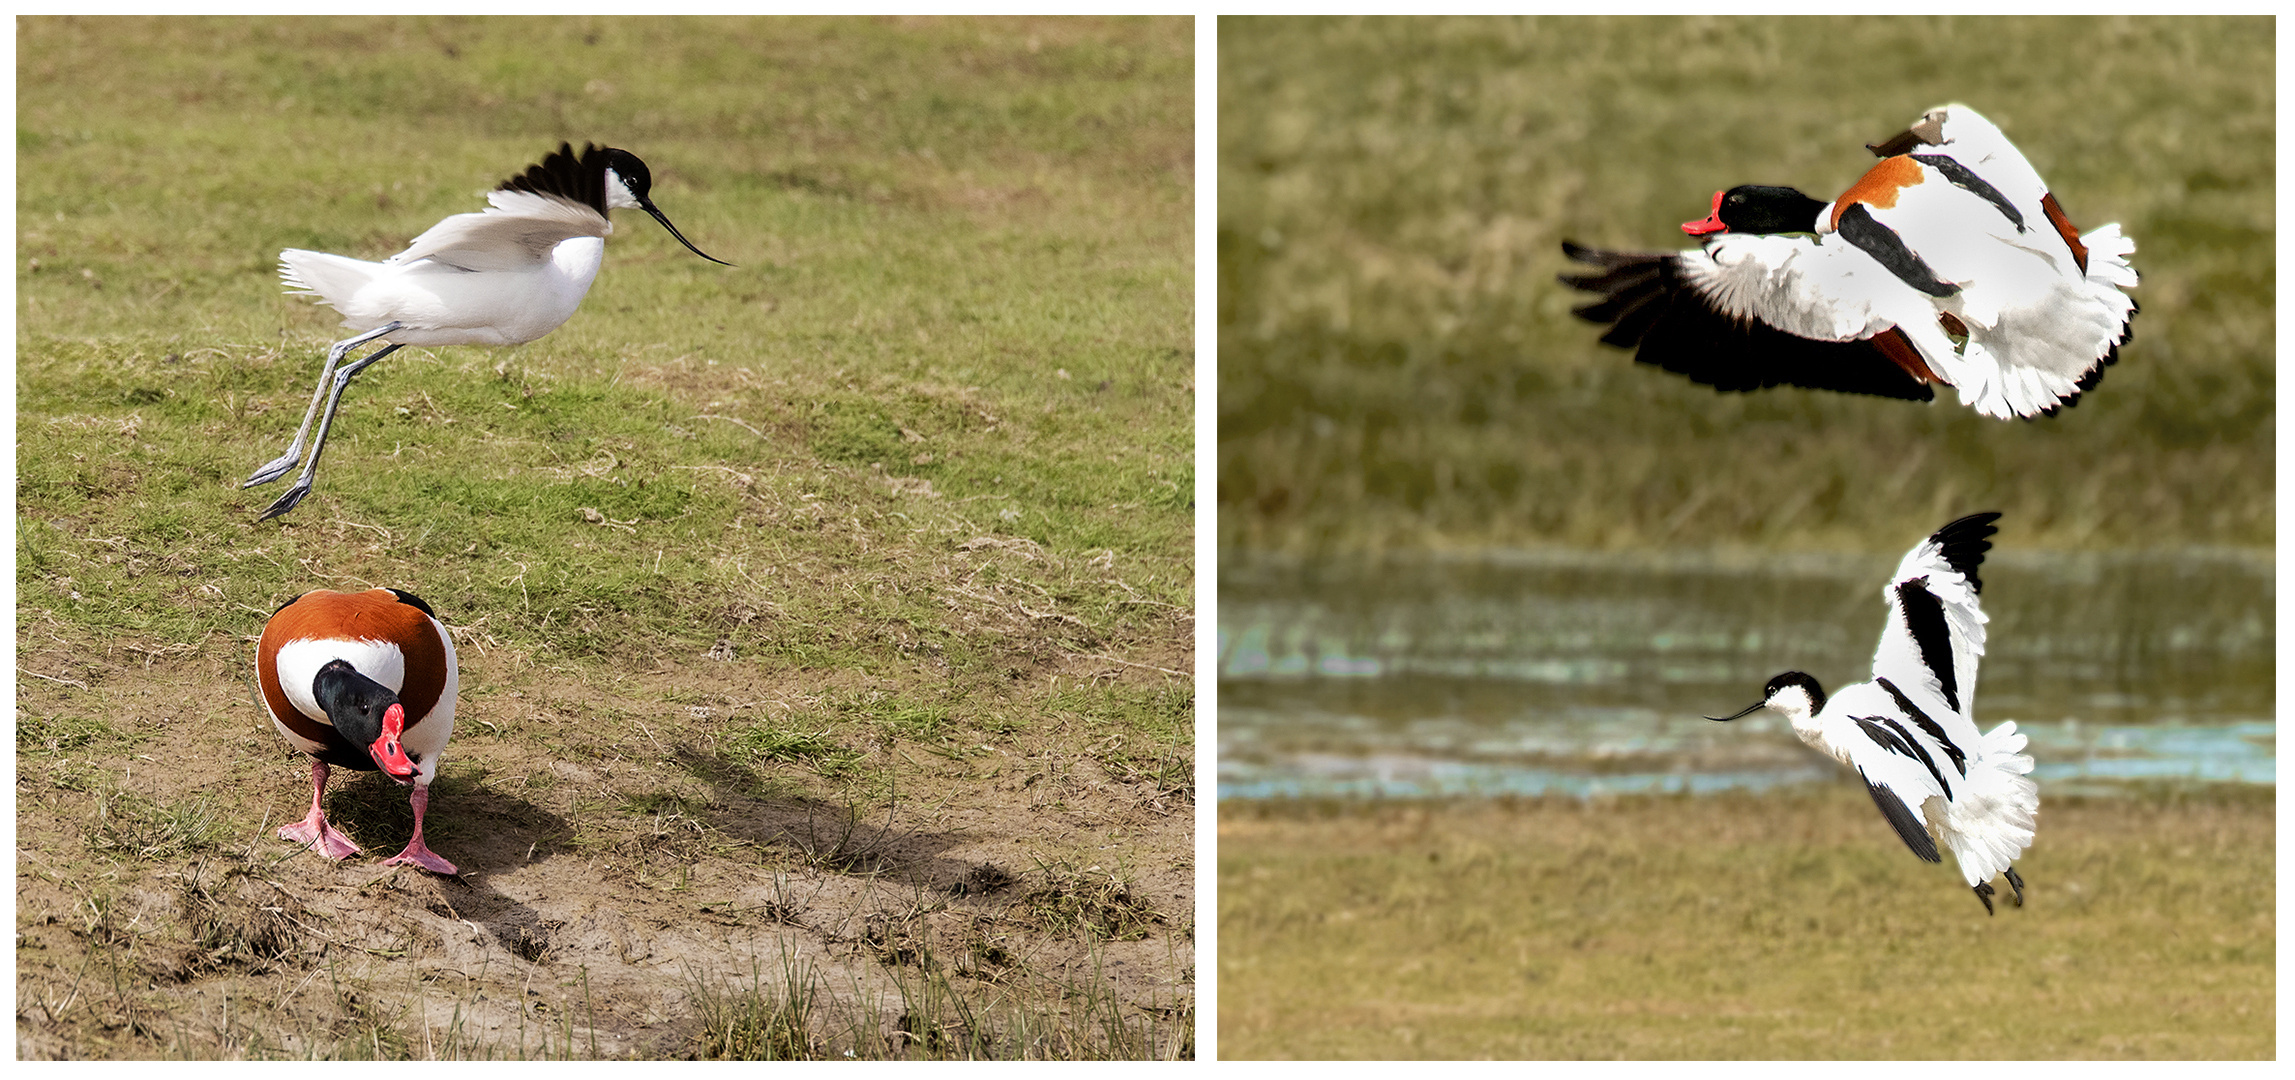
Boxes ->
[1218,15,2272,555]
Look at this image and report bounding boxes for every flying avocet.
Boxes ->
[246,142,732,521]
[1707,512,2038,914]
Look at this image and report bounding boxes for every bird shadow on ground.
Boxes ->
[668,745,980,892]
[305,766,576,959]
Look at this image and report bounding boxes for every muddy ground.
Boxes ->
[16,628,1194,1058]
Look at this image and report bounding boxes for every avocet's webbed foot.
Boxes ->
[2005,866,2026,908]
[1973,880,1997,916]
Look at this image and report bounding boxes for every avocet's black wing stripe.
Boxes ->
[1911,154,2024,233]
[1851,714,1916,760]
[1860,767,1941,863]
[1876,677,1968,776]
[1559,243,1936,403]
[1857,714,1952,797]
[1835,203,1958,299]
[1895,576,1960,713]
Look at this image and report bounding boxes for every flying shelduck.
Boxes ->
[1563,105,2136,419]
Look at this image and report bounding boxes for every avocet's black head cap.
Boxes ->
[601,147,652,199]
[503,143,734,267]
[1706,670,1826,721]
[600,145,734,267]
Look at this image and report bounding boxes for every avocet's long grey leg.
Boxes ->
[254,339,407,521]
[245,322,402,489]
[2004,866,2026,908]
[1972,879,1997,916]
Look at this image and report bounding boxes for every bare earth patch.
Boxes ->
[17,638,1193,1059]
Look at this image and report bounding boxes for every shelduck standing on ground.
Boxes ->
[258,588,461,874]
[247,142,733,521]
[1706,513,2037,915]
[1562,104,2136,419]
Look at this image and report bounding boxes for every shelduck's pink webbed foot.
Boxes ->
[281,759,362,860]
[380,783,459,875]
[280,810,363,860]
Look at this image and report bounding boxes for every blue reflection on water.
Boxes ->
[1219,548,2273,800]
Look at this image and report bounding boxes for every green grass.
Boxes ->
[1219,786,2275,1058]
[18,15,1191,1061]
[23,16,1192,667]
[1219,15,2272,554]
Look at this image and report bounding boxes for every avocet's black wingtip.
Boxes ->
[1930,512,2001,594]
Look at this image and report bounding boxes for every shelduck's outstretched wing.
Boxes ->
[1560,239,1940,403]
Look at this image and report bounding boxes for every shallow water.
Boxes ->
[1219,547,2274,799]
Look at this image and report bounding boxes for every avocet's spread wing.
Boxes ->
[1845,729,1946,865]
[1870,512,1997,739]
[1561,238,1943,403]
[390,190,611,273]
[1830,674,1970,865]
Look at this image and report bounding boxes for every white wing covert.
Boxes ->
[1676,234,1899,343]
[391,190,611,272]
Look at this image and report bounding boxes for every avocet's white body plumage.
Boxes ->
[1564,105,2136,421]
[278,187,622,347]
[1711,512,2038,914]
[247,143,730,521]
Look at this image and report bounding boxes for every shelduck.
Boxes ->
[1562,106,2136,419]
[258,588,461,874]
[245,142,732,522]
[1707,513,2038,914]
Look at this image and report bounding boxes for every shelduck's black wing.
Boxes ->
[1560,241,1937,403]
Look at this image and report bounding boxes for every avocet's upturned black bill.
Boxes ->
[245,142,731,521]
[1561,104,2138,420]
[1708,512,2038,915]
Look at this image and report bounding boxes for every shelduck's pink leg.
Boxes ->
[279,759,362,860]
[381,783,458,874]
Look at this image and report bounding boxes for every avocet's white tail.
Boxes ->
[279,249,385,314]
[1941,719,2039,888]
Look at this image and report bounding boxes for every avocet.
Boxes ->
[1707,512,2038,914]
[246,142,731,520]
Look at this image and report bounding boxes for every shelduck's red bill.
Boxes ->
[369,703,419,781]
[1682,191,1728,236]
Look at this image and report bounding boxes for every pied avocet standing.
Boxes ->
[1563,105,2135,419]
[1707,512,2038,914]
[246,142,732,521]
